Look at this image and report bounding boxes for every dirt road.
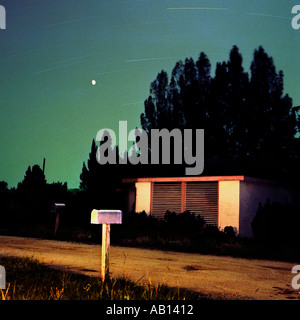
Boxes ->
[0,235,298,300]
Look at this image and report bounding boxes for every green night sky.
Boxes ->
[0,0,299,188]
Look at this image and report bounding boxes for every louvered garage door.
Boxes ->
[185,182,218,225]
[151,182,181,219]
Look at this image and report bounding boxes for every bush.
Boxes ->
[162,210,206,239]
[111,210,232,251]
[111,211,159,242]
[224,226,236,238]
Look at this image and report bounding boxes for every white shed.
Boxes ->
[123,176,298,238]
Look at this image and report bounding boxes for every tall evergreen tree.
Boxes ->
[16,164,48,224]
[79,132,125,208]
[209,60,230,157]
[168,60,185,129]
[79,139,98,192]
[17,164,46,191]
[212,45,249,160]
[181,57,199,128]
[248,46,298,167]
[196,52,211,129]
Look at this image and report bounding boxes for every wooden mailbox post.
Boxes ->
[91,209,122,281]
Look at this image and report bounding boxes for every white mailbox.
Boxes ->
[91,209,122,225]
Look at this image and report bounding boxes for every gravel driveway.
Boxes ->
[0,235,298,300]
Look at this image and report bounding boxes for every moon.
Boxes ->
[91,80,96,86]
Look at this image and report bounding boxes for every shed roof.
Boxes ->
[122,175,276,185]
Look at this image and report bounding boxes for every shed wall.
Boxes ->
[239,181,298,238]
[135,182,151,214]
[218,181,240,234]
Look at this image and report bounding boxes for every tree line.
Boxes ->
[141,45,299,168]
[80,45,300,198]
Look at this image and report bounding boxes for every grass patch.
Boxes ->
[0,256,204,300]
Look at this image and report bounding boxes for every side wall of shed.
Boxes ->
[239,181,298,238]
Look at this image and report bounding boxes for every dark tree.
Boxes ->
[142,52,212,133]
[79,139,99,192]
[139,45,299,179]
[15,165,48,224]
[0,180,10,224]
[248,46,298,168]
[181,57,199,129]
[209,46,249,160]
[168,60,185,129]
[0,181,8,190]
[79,132,125,209]
[195,52,211,129]
[17,165,46,190]
[141,71,170,134]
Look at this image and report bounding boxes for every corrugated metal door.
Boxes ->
[151,182,181,219]
[185,182,218,225]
